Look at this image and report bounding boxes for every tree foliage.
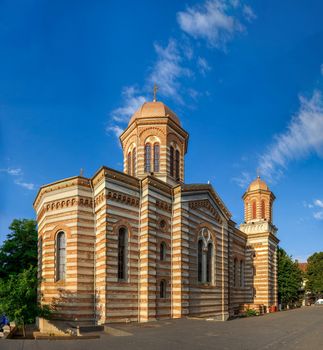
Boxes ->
[306,252,323,298]
[0,219,38,279]
[0,219,50,328]
[0,266,39,325]
[277,247,303,307]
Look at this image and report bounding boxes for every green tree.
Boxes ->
[0,219,38,279]
[0,266,50,335]
[277,247,303,308]
[306,252,323,299]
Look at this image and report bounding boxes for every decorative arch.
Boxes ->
[195,226,216,285]
[167,133,184,153]
[139,127,165,143]
[112,219,133,238]
[123,134,137,158]
[49,224,72,241]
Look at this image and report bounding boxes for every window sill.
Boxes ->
[197,282,215,288]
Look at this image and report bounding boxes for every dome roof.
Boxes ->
[128,101,181,126]
[247,176,269,192]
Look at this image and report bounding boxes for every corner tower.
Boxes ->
[119,100,189,185]
[243,176,275,224]
[240,176,279,311]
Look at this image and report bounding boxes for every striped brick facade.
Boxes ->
[34,100,278,323]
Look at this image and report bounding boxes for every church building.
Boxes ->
[34,98,279,324]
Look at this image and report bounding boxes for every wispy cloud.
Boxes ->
[106,125,123,138]
[14,179,35,191]
[108,0,255,138]
[304,199,323,221]
[313,199,323,220]
[197,56,211,75]
[258,90,323,181]
[0,167,22,176]
[320,64,323,76]
[110,86,146,123]
[177,0,250,49]
[148,39,192,104]
[243,4,256,22]
[231,171,251,188]
[0,167,35,190]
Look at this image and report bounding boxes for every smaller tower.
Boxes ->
[240,176,279,312]
[243,176,275,224]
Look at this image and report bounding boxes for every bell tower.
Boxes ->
[240,176,279,311]
[243,176,275,224]
[119,97,189,186]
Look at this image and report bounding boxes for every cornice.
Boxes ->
[33,176,91,209]
[37,195,93,221]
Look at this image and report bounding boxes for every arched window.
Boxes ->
[160,241,166,261]
[252,201,257,219]
[197,228,215,284]
[153,143,160,172]
[206,243,213,283]
[38,237,42,279]
[132,147,136,176]
[197,240,203,282]
[175,150,180,180]
[56,231,66,281]
[144,143,151,173]
[127,152,132,175]
[240,260,244,287]
[160,279,166,298]
[261,199,266,219]
[234,258,238,287]
[170,146,174,177]
[118,227,127,280]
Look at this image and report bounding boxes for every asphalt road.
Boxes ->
[1,306,323,350]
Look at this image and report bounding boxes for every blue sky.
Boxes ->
[1,0,323,261]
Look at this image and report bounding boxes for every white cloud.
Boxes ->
[303,199,323,221]
[243,5,256,22]
[0,167,35,190]
[111,86,146,123]
[14,179,35,191]
[106,125,123,138]
[232,171,251,188]
[313,211,323,220]
[177,0,248,48]
[147,39,191,103]
[258,90,323,181]
[197,56,211,75]
[0,167,22,176]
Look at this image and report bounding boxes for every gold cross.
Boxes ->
[153,83,158,102]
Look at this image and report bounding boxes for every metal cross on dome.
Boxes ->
[153,83,158,102]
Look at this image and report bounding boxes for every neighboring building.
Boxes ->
[34,99,279,324]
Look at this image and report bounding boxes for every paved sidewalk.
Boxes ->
[1,306,323,350]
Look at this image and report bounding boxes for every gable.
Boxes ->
[189,199,224,224]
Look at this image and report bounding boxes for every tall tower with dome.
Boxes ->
[120,100,189,185]
[240,176,279,310]
[33,95,279,329]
